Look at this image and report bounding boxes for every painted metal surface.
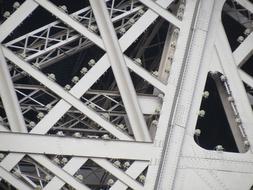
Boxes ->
[0,0,252,189]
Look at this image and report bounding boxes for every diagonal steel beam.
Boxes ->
[89,0,151,141]
[0,166,33,190]
[2,46,131,141]
[138,0,182,28]
[0,1,173,188]
[43,158,88,189]
[0,0,38,43]
[93,159,145,190]
[33,0,104,49]
[235,0,253,14]
[33,0,166,92]
[29,155,90,190]
[233,32,253,67]
[0,48,27,133]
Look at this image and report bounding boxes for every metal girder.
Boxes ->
[89,0,151,142]
[233,33,253,67]
[0,1,174,187]
[33,0,104,49]
[236,0,253,13]
[212,76,246,152]
[1,0,253,189]
[0,166,33,190]
[43,158,88,190]
[92,159,145,190]
[239,69,253,88]
[154,0,214,189]
[215,24,253,147]
[179,156,253,174]
[0,0,38,43]
[0,48,27,133]
[3,46,132,140]
[138,0,182,28]
[0,126,91,190]
[223,4,253,28]
[0,132,155,160]
[29,155,91,190]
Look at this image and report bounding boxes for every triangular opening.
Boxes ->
[194,72,242,153]
[124,15,179,84]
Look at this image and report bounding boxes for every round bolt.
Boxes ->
[220,75,227,82]
[37,112,44,119]
[48,73,56,81]
[107,179,114,186]
[227,96,234,102]
[119,27,126,34]
[13,2,21,9]
[151,120,158,126]
[56,131,64,136]
[198,110,205,117]
[3,11,11,18]
[76,174,83,181]
[59,5,68,12]
[64,84,71,90]
[215,145,224,151]
[80,67,88,75]
[244,28,251,36]
[194,129,201,137]
[113,160,121,168]
[138,9,145,15]
[53,157,60,164]
[152,71,159,77]
[235,117,242,124]
[244,140,250,147]
[202,91,209,98]
[0,153,5,159]
[88,59,96,67]
[45,104,52,110]
[129,18,135,24]
[134,58,142,65]
[139,174,146,183]
[102,134,110,140]
[61,157,68,164]
[123,161,130,169]
[73,132,82,138]
[29,121,36,128]
[72,76,79,84]
[117,124,125,130]
[45,175,52,182]
[237,36,244,43]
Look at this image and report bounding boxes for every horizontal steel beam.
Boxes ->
[0,132,155,160]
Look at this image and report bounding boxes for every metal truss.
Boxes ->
[0,0,252,189]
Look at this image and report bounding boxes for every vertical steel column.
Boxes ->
[89,0,151,141]
[155,0,215,188]
[0,47,27,133]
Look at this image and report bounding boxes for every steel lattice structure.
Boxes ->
[0,0,252,189]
